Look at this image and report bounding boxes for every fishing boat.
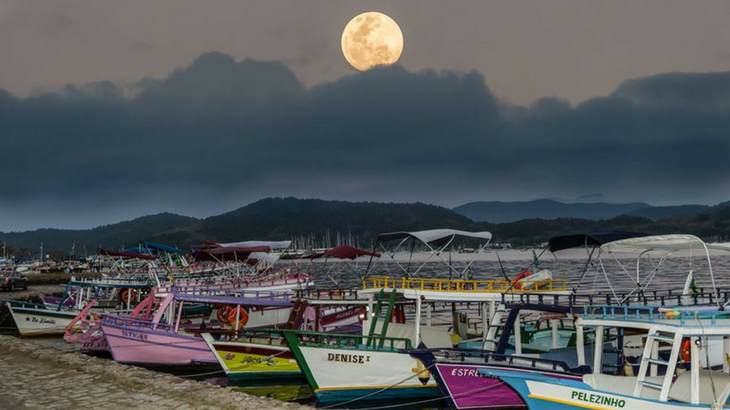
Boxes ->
[427,233,730,409]
[280,229,571,405]
[202,245,380,384]
[102,288,293,365]
[480,304,730,409]
[4,273,152,337]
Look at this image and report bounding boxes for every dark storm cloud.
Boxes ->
[1,52,730,230]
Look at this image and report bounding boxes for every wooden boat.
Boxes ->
[5,275,151,337]
[408,233,730,410]
[102,289,293,365]
[480,305,730,409]
[203,289,369,384]
[278,229,570,405]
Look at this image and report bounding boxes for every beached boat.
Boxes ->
[203,291,371,383]
[201,245,381,384]
[5,274,151,337]
[102,289,293,365]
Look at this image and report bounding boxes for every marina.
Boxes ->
[2,231,730,410]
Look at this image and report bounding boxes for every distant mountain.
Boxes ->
[192,197,475,243]
[657,201,730,238]
[624,205,709,221]
[0,198,475,253]
[452,199,651,223]
[0,213,199,255]
[546,194,612,204]
[1,197,728,256]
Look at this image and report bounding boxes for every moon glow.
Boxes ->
[341,12,404,71]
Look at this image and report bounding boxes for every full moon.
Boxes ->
[341,12,404,71]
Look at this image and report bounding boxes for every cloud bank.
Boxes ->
[2,52,730,230]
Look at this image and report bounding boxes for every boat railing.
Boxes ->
[283,329,413,351]
[500,287,730,307]
[169,286,292,300]
[582,304,730,327]
[362,276,568,293]
[294,288,362,300]
[101,313,174,332]
[68,276,151,288]
[3,299,77,311]
[159,272,312,292]
[205,328,287,344]
[410,347,575,373]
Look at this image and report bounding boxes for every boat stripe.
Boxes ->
[528,394,614,410]
[315,384,435,392]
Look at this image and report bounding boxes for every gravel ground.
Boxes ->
[0,335,311,410]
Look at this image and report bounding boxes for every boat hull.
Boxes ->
[102,321,216,365]
[433,362,582,409]
[483,370,713,410]
[296,345,440,404]
[7,305,78,337]
[203,336,303,383]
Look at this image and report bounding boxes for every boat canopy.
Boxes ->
[366,229,493,279]
[547,231,652,252]
[309,245,381,260]
[191,246,270,261]
[376,229,492,248]
[141,240,183,254]
[600,234,730,254]
[570,234,730,306]
[218,240,291,250]
[98,248,156,261]
[120,246,154,254]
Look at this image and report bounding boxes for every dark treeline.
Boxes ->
[1,197,729,256]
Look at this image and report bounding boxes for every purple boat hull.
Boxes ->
[434,363,582,409]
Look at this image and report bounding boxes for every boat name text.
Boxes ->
[571,391,625,408]
[327,353,370,364]
[121,329,149,341]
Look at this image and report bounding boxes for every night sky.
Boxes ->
[2,1,730,231]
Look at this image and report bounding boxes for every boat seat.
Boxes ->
[668,370,730,405]
[582,374,662,399]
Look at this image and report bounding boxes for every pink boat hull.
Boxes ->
[102,320,216,365]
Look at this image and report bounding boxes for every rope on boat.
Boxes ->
[340,374,509,410]
[320,362,438,409]
[696,312,721,408]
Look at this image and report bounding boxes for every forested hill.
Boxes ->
[0,197,728,256]
[0,198,475,254]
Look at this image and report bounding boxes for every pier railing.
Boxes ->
[362,276,568,293]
